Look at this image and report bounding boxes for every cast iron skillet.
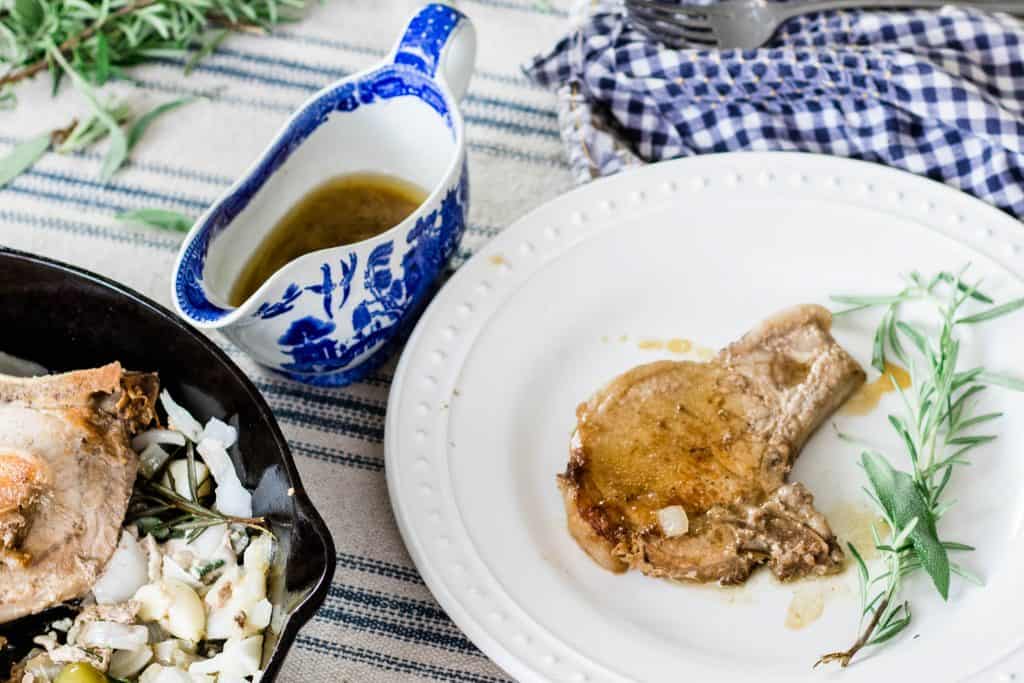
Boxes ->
[0,248,335,681]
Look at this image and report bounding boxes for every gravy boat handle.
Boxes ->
[388,3,477,102]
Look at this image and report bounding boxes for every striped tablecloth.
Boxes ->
[0,1,574,680]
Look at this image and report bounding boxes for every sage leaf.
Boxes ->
[862,451,950,599]
[12,0,44,31]
[99,128,128,181]
[117,208,193,232]
[127,97,197,151]
[0,133,50,188]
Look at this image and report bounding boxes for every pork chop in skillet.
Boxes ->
[0,363,157,623]
[560,305,865,584]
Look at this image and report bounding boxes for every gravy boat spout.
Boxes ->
[171,4,475,387]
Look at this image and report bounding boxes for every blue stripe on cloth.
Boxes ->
[17,167,212,210]
[255,376,387,408]
[314,606,481,657]
[128,77,569,166]
[2,173,511,243]
[147,56,561,140]
[318,584,481,656]
[291,441,383,472]
[336,551,424,585]
[208,47,557,121]
[327,583,452,624]
[258,386,383,425]
[296,635,511,683]
[272,29,543,90]
[0,135,234,187]
[0,209,180,252]
[273,408,385,442]
[254,380,386,417]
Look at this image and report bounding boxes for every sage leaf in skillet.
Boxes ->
[862,450,950,599]
[117,208,195,232]
[0,132,50,188]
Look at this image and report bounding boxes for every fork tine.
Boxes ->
[630,21,691,50]
[626,0,738,18]
[625,4,714,33]
[624,0,712,22]
[626,7,718,45]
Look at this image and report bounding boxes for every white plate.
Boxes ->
[385,153,1024,682]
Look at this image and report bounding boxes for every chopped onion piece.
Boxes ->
[196,438,252,518]
[188,636,262,677]
[164,459,210,500]
[77,622,149,651]
[246,599,273,633]
[132,428,187,453]
[657,505,689,538]
[93,531,149,604]
[109,647,153,679]
[139,664,193,683]
[202,417,238,449]
[162,555,203,589]
[139,443,172,480]
[134,579,206,642]
[159,391,203,442]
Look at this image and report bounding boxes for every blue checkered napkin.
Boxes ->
[524,4,1024,219]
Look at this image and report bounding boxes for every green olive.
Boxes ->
[54,662,108,683]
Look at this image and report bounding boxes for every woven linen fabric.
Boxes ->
[524,2,1024,219]
[0,0,575,680]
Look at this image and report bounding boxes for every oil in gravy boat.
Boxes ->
[171,4,475,387]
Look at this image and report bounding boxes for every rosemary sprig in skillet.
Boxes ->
[817,266,1024,668]
[128,441,270,542]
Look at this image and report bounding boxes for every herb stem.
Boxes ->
[0,0,159,88]
[817,596,890,668]
[139,481,269,534]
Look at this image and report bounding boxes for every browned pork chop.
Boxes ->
[560,305,865,584]
[0,363,157,623]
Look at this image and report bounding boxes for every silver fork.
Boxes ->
[625,0,1024,50]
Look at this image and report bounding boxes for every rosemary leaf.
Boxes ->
[978,371,1024,392]
[937,271,993,303]
[831,294,909,307]
[185,28,228,75]
[185,441,199,502]
[957,297,1024,324]
[126,95,196,150]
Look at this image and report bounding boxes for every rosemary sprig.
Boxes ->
[131,480,270,538]
[0,0,305,182]
[818,267,1024,668]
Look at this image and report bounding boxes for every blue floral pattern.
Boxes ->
[172,3,470,387]
[272,166,467,385]
[174,5,463,325]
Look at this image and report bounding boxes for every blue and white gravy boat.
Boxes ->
[171,4,475,387]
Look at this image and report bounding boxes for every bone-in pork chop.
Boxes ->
[0,363,157,623]
[560,305,865,584]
